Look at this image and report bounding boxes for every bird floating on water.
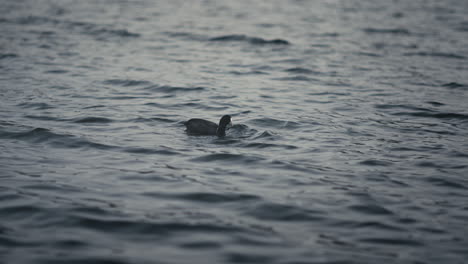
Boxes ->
[185,115,232,137]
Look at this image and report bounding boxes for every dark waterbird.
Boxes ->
[185,115,232,137]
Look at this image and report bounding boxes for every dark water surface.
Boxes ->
[1,0,468,263]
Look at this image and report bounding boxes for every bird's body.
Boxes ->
[185,115,232,137]
[185,119,218,135]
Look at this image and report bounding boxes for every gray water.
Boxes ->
[1,0,468,263]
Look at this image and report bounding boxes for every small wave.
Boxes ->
[363,27,411,35]
[225,124,257,138]
[103,79,152,87]
[17,102,55,110]
[353,221,405,231]
[145,192,260,203]
[275,75,315,82]
[72,117,113,123]
[0,203,45,220]
[144,102,167,109]
[91,28,140,38]
[376,104,468,120]
[145,102,226,111]
[241,142,298,150]
[164,31,206,41]
[359,159,393,167]
[449,151,468,158]
[228,70,268,75]
[425,177,467,189]
[28,29,56,36]
[374,104,433,112]
[74,214,243,235]
[226,253,273,263]
[359,237,423,246]
[24,115,64,122]
[403,52,465,60]
[421,128,457,136]
[144,85,206,93]
[7,16,51,25]
[417,227,446,235]
[209,95,237,100]
[394,111,468,120]
[123,147,179,155]
[99,96,144,100]
[355,51,382,57]
[45,69,68,74]
[211,138,241,146]
[253,131,276,139]
[22,183,81,193]
[8,15,139,40]
[64,20,140,39]
[131,117,176,123]
[1,127,62,143]
[270,160,315,173]
[456,21,468,32]
[0,127,115,150]
[271,58,304,64]
[309,32,340,37]
[0,53,18,60]
[442,82,467,90]
[83,105,106,109]
[426,101,444,106]
[248,118,300,129]
[210,34,290,45]
[246,202,325,221]
[0,234,41,247]
[179,241,222,249]
[284,67,317,74]
[192,153,263,163]
[167,32,290,45]
[348,204,393,215]
[308,91,350,96]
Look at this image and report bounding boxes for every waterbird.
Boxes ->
[185,115,232,137]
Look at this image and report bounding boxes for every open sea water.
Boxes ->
[1,0,468,263]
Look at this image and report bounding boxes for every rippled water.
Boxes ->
[1,0,468,263]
